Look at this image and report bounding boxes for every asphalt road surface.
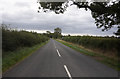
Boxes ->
[3,39,118,78]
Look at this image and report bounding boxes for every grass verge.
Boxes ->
[56,39,119,71]
[2,41,48,72]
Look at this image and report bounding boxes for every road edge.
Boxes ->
[2,40,49,74]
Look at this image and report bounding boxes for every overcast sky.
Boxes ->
[0,0,117,36]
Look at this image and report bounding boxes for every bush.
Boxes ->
[62,36,120,55]
[2,27,49,52]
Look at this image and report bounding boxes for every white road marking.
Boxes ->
[57,49,61,57]
[55,45,56,48]
[54,42,56,48]
[64,65,72,79]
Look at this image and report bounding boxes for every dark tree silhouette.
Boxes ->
[38,2,67,14]
[114,27,120,36]
[54,27,62,38]
[54,27,62,34]
[37,0,120,36]
[46,31,51,34]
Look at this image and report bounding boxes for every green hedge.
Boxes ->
[62,36,120,55]
[2,28,49,52]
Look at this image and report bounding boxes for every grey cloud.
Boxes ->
[14,2,30,8]
[2,1,117,36]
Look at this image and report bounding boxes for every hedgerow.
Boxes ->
[62,36,120,56]
[2,27,49,52]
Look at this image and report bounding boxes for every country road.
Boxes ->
[3,39,118,78]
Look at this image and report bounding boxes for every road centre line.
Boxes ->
[56,49,61,57]
[64,65,72,79]
[54,42,56,48]
[55,45,56,48]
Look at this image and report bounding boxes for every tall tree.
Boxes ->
[53,27,62,38]
[54,27,62,34]
[46,31,51,34]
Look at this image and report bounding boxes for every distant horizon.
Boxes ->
[26,29,115,37]
[0,0,118,37]
[1,25,116,36]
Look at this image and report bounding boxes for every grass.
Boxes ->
[2,41,48,72]
[56,39,119,71]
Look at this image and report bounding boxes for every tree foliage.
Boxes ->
[53,27,62,38]
[54,27,62,34]
[38,1,120,35]
[44,27,62,38]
